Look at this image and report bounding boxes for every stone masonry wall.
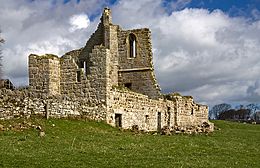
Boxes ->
[24,8,213,133]
[0,87,210,132]
[29,54,60,95]
[29,46,111,104]
[106,88,209,131]
[107,88,168,131]
[79,22,104,73]
[174,96,209,127]
[105,24,119,87]
[0,89,106,121]
[117,28,161,99]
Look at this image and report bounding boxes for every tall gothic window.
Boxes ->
[129,33,137,58]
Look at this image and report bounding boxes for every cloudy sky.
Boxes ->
[0,0,260,106]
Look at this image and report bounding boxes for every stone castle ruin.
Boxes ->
[0,8,213,133]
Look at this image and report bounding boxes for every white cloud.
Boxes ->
[111,1,260,106]
[0,0,100,86]
[1,0,260,106]
[170,0,192,11]
[69,14,90,32]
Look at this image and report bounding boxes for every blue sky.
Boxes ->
[66,0,260,18]
[187,0,260,18]
[62,0,260,19]
[170,0,260,13]
[0,0,260,106]
[54,0,260,22]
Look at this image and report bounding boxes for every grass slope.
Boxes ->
[0,118,259,168]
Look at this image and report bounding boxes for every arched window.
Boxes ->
[129,33,137,58]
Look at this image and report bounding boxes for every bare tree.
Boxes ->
[0,30,4,79]
[246,103,260,120]
[209,103,232,119]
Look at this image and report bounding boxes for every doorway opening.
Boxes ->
[115,114,122,128]
[157,112,161,132]
[124,83,132,89]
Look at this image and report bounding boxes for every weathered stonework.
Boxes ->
[0,89,106,121]
[1,8,213,133]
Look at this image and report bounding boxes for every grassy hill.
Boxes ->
[0,118,259,168]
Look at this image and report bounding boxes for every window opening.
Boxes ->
[76,70,81,82]
[167,107,171,126]
[84,61,87,76]
[129,33,137,58]
[191,109,194,115]
[145,115,149,125]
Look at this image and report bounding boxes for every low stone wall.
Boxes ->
[0,89,106,121]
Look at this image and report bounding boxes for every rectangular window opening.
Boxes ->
[76,70,81,82]
[145,115,149,124]
[84,61,87,76]
[167,112,171,126]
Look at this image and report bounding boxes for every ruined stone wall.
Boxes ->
[60,46,111,102]
[60,54,81,96]
[0,86,210,132]
[118,70,161,99]
[105,24,119,87]
[118,28,152,68]
[79,22,104,72]
[88,46,111,101]
[117,28,161,99]
[107,88,170,131]
[174,96,209,127]
[28,45,111,105]
[25,8,213,133]
[0,89,106,121]
[29,54,60,95]
[106,88,210,131]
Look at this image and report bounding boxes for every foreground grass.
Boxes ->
[0,118,259,168]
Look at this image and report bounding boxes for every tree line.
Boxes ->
[209,103,260,121]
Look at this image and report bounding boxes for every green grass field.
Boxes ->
[0,118,259,168]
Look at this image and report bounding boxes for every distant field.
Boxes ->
[0,118,259,168]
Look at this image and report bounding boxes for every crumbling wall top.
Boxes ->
[29,54,59,60]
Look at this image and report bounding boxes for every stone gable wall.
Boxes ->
[117,28,161,99]
[118,28,152,68]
